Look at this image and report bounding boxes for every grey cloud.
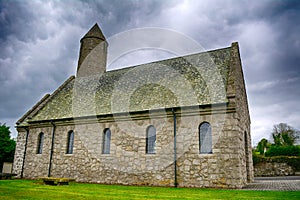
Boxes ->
[0,1,36,42]
[0,0,299,145]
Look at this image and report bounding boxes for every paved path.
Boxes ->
[242,176,300,191]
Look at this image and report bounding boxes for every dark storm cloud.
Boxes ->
[77,0,173,37]
[263,1,300,77]
[239,1,300,143]
[0,1,36,43]
[0,1,87,119]
[0,0,299,145]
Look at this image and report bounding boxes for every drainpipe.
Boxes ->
[21,127,29,178]
[172,108,178,187]
[48,121,56,177]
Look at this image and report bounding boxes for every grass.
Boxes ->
[0,179,299,199]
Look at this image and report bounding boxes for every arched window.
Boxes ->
[199,122,212,154]
[66,130,74,154]
[146,125,156,154]
[102,128,111,154]
[37,132,44,154]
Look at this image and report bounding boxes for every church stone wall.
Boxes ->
[12,129,27,177]
[230,43,253,183]
[22,126,52,178]
[177,113,246,188]
[18,110,247,188]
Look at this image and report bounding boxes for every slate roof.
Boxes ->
[19,44,233,124]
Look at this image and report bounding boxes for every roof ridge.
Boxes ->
[107,45,232,73]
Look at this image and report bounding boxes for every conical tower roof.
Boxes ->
[81,23,106,41]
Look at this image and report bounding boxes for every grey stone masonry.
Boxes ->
[77,23,108,77]
[15,107,251,188]
[13,24,252,189]
[254,162,295,177]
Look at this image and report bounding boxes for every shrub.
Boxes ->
[252,155,300,171]
[272,156,300,171]
[265,145,300,157]
[252,153,266,165]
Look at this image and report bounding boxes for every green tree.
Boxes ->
[271,123,299,146]
[0,123,16,172]
[257,138,270,155]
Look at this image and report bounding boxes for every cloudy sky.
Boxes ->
[0,0,299,145]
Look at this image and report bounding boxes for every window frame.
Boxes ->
[102,128,111,154]
[37,132,44,154]
[66,130,74,154]
[199,122,212,154]
[146,125,156,154]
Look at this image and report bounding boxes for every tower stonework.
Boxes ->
[77,23,108,77]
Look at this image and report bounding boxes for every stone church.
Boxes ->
[13,24,253,188]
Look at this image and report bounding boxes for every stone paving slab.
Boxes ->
[242,176,300,191]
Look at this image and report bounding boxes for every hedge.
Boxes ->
[265,145,300,157]
[252,154,300,171]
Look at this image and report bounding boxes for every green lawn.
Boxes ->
[0,179,299,200]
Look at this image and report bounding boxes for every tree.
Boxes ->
[0,123,16,172]
[271,123,299,146]
[257,138,270,155]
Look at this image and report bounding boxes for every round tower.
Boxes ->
[77,23,108,77]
